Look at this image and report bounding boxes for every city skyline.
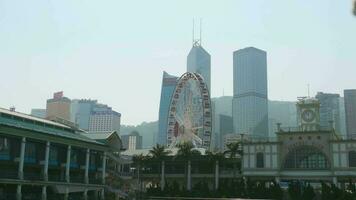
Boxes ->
[0,0,355,125]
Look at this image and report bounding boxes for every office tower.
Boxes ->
[121,131,143,150]
[187,42,211,93]
[268,100,297,136]
[157,71,178,145]
[315,92,341,133]
[71,99,98,130]
[46,91,71,121]
[88,104,121,133]
[232,47,268,137]
[344,89,356,138]
[30,109,46,118]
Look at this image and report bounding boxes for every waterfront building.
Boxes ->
[344,89,356,138]
[88,104,121,134]
[30,109,46,119]
[157,71,178,145]
[0,107,126,199]
[232,47,268,137]
[121,131,143,150]
[46,91,71,121]
[242,97,356,185]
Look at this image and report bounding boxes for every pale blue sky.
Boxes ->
[0,0,355,125]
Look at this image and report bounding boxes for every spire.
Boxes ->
[192,18,202,47]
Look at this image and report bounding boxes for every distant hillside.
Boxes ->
[121,121,158,148]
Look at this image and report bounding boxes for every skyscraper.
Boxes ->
[344,89,356,138]
[71,99,98,130]
[315,92,341,133]
[30,108,46,119]
[157,71,178,145]
[232,47,268,137]
[187,42,211,93]
[46,91,71,121]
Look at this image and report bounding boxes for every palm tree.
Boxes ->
[224,142,243,178]
[149,144,171,191]
[206,151,225,190]
[132,153,149,192]
[176,142,201,191]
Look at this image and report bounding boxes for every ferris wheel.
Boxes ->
[166,72,212,149]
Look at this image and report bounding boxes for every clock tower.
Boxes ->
[297,97,320,131]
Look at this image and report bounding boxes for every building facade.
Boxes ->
[121,131,143,150]
[157,71,178,145]
[316,92,341,134]
[88,104,121,134]
[233,47,268,137]
[187,43,211,93]
[46,91,71,121]
[242,98,356,185]
[71,99,98,131]
[344,89,356,138]
[0,107,125,200]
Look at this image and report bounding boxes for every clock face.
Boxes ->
[302,109,316,123]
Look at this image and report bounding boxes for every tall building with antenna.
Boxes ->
[187,20,211,93]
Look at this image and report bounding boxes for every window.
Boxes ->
[283,146,329,169]
[349,151,356,167]
[256,152,264,168]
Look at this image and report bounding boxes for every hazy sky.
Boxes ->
[0,0,355,125]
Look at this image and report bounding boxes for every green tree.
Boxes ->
[224,142,243,178]
[149,144,171,190]
[132,153,149,192]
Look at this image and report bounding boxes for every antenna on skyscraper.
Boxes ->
[192,19,195,45]
[200,18,202,45]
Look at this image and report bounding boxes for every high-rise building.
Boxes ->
[315,92,341,133]
[344,89,356,138]
[30,108,46,118]
[339,97,347,136]
[46,91,71,121]
[88,104,121,133]
[232,47,268,137]
[187,42,211,93]
[121,131,143,150]
[157,71,178,145]
[71,99,98,130]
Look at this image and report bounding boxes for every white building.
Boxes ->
[88,104,121,133]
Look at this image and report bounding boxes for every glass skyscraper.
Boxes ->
[232,47,268,137]
[315,92,341,133]
[157,71,178,145]
[187,43,211,93]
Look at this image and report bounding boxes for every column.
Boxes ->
[16,185,22,200]
[65,145,71,183]
[100,188,105,200]
[215,160,219,190]
[187,160,191,191]
[42,186,47,200]
[102,152,106,185]
[160,161,165,191]
[333,177,338,185]
[44,141,50,181]
[64,187,69,200]
[83,189,88,200]
[85,149,90,184]
[18,137,26,180]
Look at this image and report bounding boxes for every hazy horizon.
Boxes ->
[1,0,355,125]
